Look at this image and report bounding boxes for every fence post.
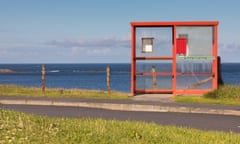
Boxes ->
[152,66,157,89]
[42,64,45,95]
[106,66,111,94]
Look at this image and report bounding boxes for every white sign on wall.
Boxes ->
[142,37,154,53]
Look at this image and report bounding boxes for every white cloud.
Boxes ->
[69,47,112,57]
[43,36,131,60]
[70,47,86,56]
[46,37,131,48]
[218,43,240,62]
[219,43,240,52]
[86,48,111,55]
[0,36,129,63]
[2,34,240,63]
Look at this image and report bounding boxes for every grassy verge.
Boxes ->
[0,85,128,99]
[174,85,240,106]
[1,109,239,144]
[174,96,240,106]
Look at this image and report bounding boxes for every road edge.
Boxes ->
[1,99,240,116]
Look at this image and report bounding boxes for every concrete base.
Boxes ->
[130,94,173,102]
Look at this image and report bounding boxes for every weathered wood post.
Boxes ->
[152,66,157,89]
[106,66,111,94]
[42,64,45,95]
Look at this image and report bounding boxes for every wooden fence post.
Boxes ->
[42,64,45,95]
[152,66,157,89]
[106,66,111,94]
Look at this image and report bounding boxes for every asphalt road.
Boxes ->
[1,104,240,133]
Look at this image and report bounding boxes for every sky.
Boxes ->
[0,0,240,63]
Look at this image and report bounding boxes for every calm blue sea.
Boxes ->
[0,63,239,92]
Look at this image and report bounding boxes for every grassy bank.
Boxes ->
[174,85,240,106]
[0,85,128,99]
[0,109,239,144]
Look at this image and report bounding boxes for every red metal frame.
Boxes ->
[213,25,218,90]
[130,26,136,96]
[130,21,219,96]
[172,25,177,95]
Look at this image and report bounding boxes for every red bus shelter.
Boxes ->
[130,21,219,96]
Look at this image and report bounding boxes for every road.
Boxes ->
[1,104,240,133]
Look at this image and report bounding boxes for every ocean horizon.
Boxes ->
[0,63,240,92]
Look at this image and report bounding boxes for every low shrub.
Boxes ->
[204,85,240,100]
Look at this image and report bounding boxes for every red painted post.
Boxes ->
[172,25,177,96]
[130,25,136,96]
[214,24,218,90]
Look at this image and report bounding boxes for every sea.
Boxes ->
[0,63,239,93]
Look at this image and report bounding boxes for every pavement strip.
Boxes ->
[1,99,240,116]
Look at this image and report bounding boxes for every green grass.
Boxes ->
[0,85,128,99]
[204,85,240,99]
[174,96,240,106]
[0,109,239,144]
[174,85,240,106]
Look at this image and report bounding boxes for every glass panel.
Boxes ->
[176,26,213,56]
[136,27,172,57]
[136,60,172,90]
[176,59,212,90]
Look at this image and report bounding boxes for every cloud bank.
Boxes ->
[219,43,240,53]
[46,37,131,49]
[1,35,240,63]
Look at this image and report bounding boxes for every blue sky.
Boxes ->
[0,0,240,63]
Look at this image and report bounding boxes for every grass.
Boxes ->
[0,85,128,99]
[174,85,240,106]
[174,96,240,106]
[1,84,240,105]
[204,85,240,99]
[0,109,240,144]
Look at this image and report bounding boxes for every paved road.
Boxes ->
[1,104,240,133]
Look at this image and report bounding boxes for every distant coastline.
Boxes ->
[0,63,239,92]
[0,69,15,73]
